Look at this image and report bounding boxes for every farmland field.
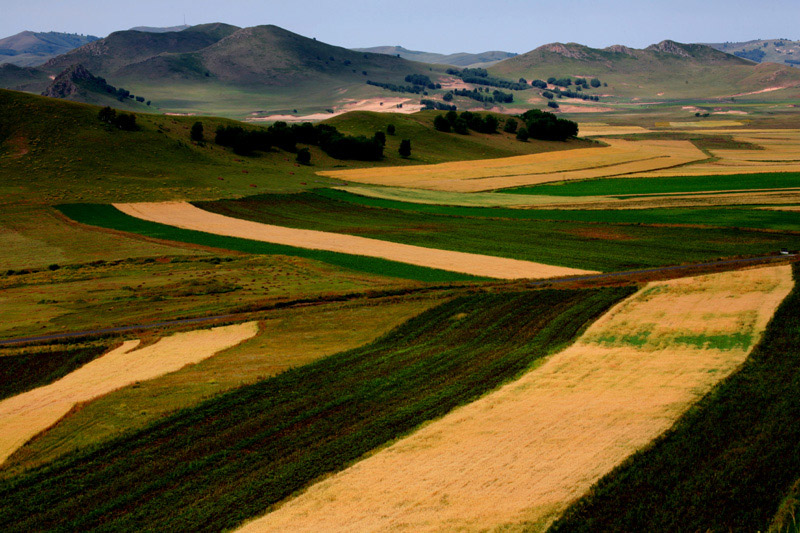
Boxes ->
[0,287,633,532]
[237,265,793,532]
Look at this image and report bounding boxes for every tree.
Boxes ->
[453,117,469,135]
[590,78,601,88]
[516,127,529,141]
[387,124,396,135]
[442,92,453,102]
[98,106,116,124]
[503,118,518,134]
[547,101,560,109]
[433,115,451,132]
[445,110,458,125]
[399,139,411,158]
[296,147,311,165]
[374,131,386,146]
[190,121,204,142]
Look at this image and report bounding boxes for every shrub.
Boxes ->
[190,122,204,143]
[503,118,518,134]
[433,115,451,133]
[295,148,311,165]
[399,139,411,158]
[516,127,529,141]
[387,124,395,135]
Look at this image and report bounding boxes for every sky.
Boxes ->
[4,0,799,53]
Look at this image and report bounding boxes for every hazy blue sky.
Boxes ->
[4,0,799,53]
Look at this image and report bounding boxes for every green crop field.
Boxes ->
[195,192,800,271]
[503,172,800,197]
[0,286,634,532]
[549,264,800,532]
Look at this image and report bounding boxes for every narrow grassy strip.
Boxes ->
[503,171,800,197]
[56,204,481,283]
[0,345,109,401]
[318,188,800,231]
[198,193,800,272]
[0,287,634,532]
[548,264,800,532]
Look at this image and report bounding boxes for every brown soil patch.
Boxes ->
[567,227,634,240]
[0,322,258,465]
[114,202,597,279]
[236,266,793,533]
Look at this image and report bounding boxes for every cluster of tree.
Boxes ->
[446,67,529,91]
[85,75,150,105]
[735,48,767,62]
[785,59,800,65]
[520,109,578,141]
[546,76,602,89]
[214,122,383,161]
[404,74,440,89]
[421,99,456,111]
[548,77,574,87]
[552,87,600,102]
[448,88,513,104]
[97,106,138,131]
[547,101,560,109]
[531,79,548,89]
[366,80,424,94]
[433,110,499,135]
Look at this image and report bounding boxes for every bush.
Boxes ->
[453,118,469,135]
[522,109,577,141]
[433,115,451,133]
[387,124,395,135]
[295,147,311,165]
[47,264,60,271]
[503,118,518,134]
[399,139,411,158]
[548,101,560,109]
[190,122,204,143]
[373,131,386,147]
[516,127,529,141]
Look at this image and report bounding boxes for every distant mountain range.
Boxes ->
[354,46,517,67]
[705,39,800,67]
[0,31,99,67]
[129,25,191,33]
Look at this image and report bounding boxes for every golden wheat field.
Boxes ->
[576,123,653,136]
[235,266,793,533]
[114,202,597,279]
[318,139,706,192]
[0,322,258,465]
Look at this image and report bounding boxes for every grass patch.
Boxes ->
[503,172,800,197]
[56,204,481,283]
[197,192,800,272]
[0,286,635,532]
[549,264,800,532]
[0,344,109,401]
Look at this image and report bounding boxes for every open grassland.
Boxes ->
[0,205,201,270]
[238,265,793,533]
[0,253,420,340]
[318,139,707,192]
[0,322,258,465]
[57,204,479,282]
[0,343,110,401]
[0,287,632,532]
[195,192,800,271]
[0,90,591,205]
[577,123,653,136]
[550,264,800,533]
[3,297,436,477]
[115,202,596,279]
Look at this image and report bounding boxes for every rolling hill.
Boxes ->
[0,31,99,67]
[490,40,800,100]
[354,46,517,67]
[705,38,800,67]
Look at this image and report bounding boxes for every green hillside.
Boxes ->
[354,46,517,67]
[706,38,800,68]
[490,40,800,101]
[0,31,99,67]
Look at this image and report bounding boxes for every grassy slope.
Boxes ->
[0,90,586,204]
[0,287,634,532]
[195,192,800,271]
[504,171,800,197]
[549,264,800,532]
[57,204,482,282]
[0,344,109,401]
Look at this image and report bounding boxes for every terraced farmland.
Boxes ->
[0,287,632,532]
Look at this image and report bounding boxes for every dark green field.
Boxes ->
[0,344,109,401]
[56,204,481,282]
[0,286,634,532]
[194,192,800,272]
[549,264,800,533]
[503,171,800,197]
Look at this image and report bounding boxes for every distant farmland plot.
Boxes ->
[236,265,794,533]
[318,139,707,192]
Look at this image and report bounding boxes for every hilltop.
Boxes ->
[0,31,99,67]
[490,39,800,100]
[129,25,192,33]
[705,39,800,67]
[354,46,517,67]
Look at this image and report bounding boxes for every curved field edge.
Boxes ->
[0,286,634,533]
[196,192,800,272]
[549,263,800,533]
[316,188,800,232]
[55,204,483,283]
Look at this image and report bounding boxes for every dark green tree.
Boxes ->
[190,122,204,142]
[374,131,386,146]
[433,115,451,132]
[503,118,518,134]
[98,106,116,124]
[453,117,469,135]
[296,147,311,165]
[590,78,601,88]
[399,139,411,158]
[516,127,529,141]
[445,110,459,125]
[387,124,396,135]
